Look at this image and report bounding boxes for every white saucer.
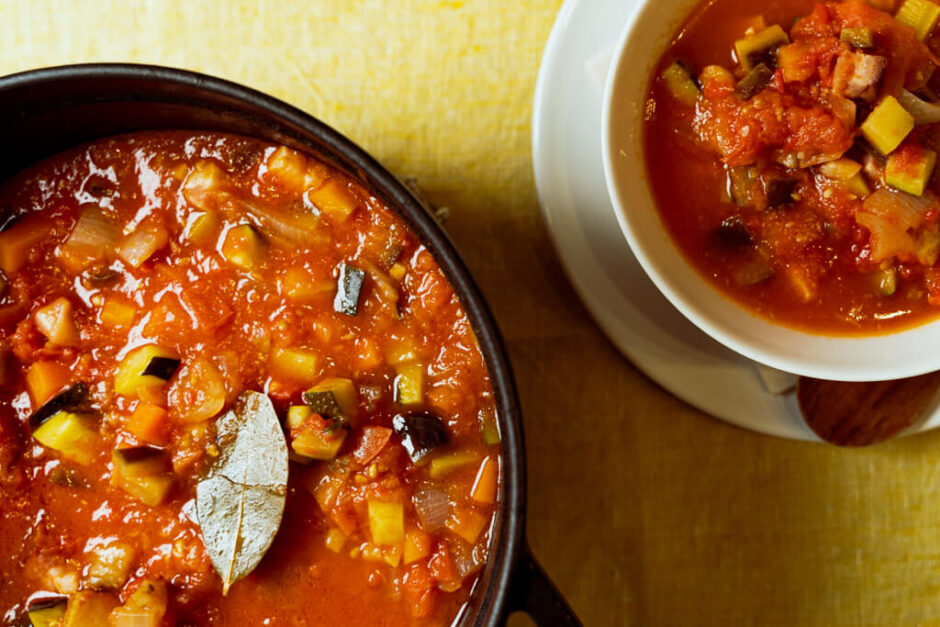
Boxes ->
[532,0,940,440]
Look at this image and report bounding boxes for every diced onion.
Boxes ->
[412,485,450,531]
[58,207,120,271]
[898,89,940,125]
[857,189,936,262]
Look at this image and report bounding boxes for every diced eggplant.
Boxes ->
[333,262,365,316]
[29,383,90,428]
[763,175,798,207]
[140,356,181,380]
[26,594,69,627]
[112,446,174,506]
[711,216,752,250]
[393,413,451,463]
[735,63,774,100]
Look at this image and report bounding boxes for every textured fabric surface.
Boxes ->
[6,2,940,625]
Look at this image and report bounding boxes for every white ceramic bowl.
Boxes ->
[601,0,940,382]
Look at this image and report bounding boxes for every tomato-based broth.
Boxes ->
[643,0,940,333]
[0,132,502,625]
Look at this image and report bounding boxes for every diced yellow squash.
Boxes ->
[269,347,319,385]
[394,362,424,406]
[182,160,227,211]
[846,173,872,198]
[34,297,80,347]
[113,345,179,398]
[292,425,346,460]
[479,409,501,446]
[661,61,700,106]
[27,599,67,627]
[305,377,358,417]
[446,506,488,544]
[26,361,72,407]
[734,24,789,71]
[886,147,937,196]
[112,449,175,506]
[861,96,915,155]
[280,267,334,303]
[63,591,119,627]
[403,530,432,564]
[99,295,137,328]
[0,214,50,275]
[368,499,405,546]
[287,405,312,429]
[221,224,265,270]
[109,579,167,627]
[429,450,481,479]
[184,211,220,245]
[308,179,359,223]
[324,528,346,553]
[896,0,940,40]
[33,412,98,465]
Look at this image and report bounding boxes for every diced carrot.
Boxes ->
[403,530,432,564]
[470,456,498,504]
[446,506,488,544]
[307,179,359,223]
[351,426,393,465]
[126,403,169,445]
[428,542,457,583]
[0,214,49,275]
[33,297,80,346]
[402,561,436,619]
[26,361,72,407]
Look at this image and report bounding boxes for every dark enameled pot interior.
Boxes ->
[0,64,578,626]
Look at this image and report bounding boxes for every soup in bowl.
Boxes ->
[604,0,940,380]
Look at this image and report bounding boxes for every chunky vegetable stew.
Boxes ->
[0,131,501,625]
[645,0,940,333]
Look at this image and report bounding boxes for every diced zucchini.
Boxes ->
[287,405,312,429]
[63,591,119,627]
[333,262,365,316]
[861,96,915,155]
[886,146,937,195]
[109,579,167,627]
[445,506,488,544]
[735,63,774,100]
[34,297,80,347]
[308,179,360,223]
[661,60,700,106]
[303,378,357,420]
[33,411,98,465]
[871,267,898,296]
[896,0,940,40]
[368,499,405,546]
[184,211,221,245]
[479,408,501,445]
[394,363,424,406]
[112,447,175,506]
[221,224,265,270]
[840,26,874,48]
[428,450,481,479]
[847,173,873,197]
[27,595,68,627]
[30,383,90,429]
[291,424,347,460]
[113,345,180,398]
[734,24,789,71]
[269,347,319,385]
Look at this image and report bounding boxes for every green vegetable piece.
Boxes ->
[661,60,700,106]
[871,267,897,296]
[896,0,940,41]
[886,147,937,196]
[479,408,501,446]
[27,595,68,627]
[734,24,789,71]
[735,63,774,100]
[32,411,98,465]
[861,96,915,155]
[840,26,874,48]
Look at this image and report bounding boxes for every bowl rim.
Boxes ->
[599,2,940,382]
[0,62,529,624]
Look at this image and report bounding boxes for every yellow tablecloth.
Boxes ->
[6,2,940,625]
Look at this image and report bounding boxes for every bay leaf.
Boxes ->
[196,390,289,594]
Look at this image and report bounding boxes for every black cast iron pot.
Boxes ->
[0,64,580,626]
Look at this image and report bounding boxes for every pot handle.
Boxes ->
[507,548,582,626]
